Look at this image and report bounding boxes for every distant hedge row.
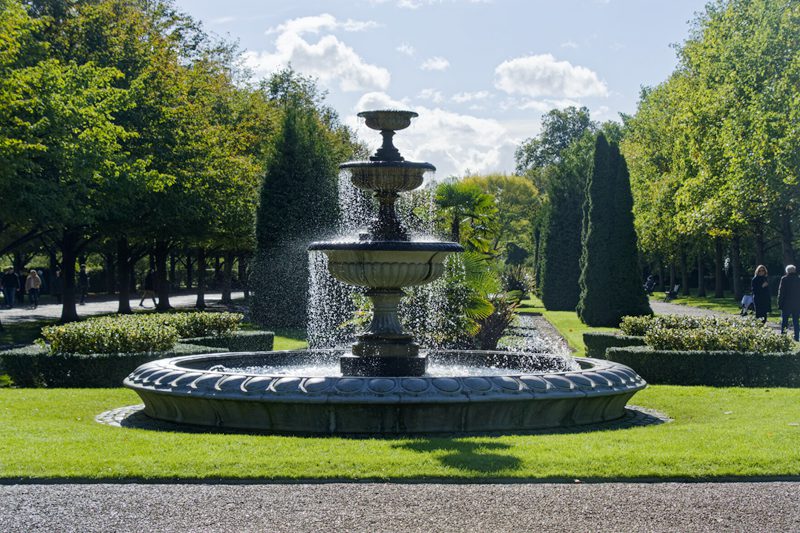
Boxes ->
[1,342,220,388]
[605,346,800,387]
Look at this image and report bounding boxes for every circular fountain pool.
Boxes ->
[124,350,646,435]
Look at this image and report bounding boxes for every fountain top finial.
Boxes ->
[358,110,418,132]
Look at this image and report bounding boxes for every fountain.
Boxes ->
[124,110,646,435]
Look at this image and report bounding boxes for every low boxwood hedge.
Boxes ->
[182,330,274,352]
[583,332,646,358]
[1,342,222,388]
[605,345,800,387]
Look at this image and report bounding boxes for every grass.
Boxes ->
[0,386,798,480]
[518,296,613,357]
[652,291,782,325]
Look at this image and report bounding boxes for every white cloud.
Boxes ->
[266,14,378,35]
[420,56,450,71]
[371,0,492,8]
[494,53,608,98]
[417,88,444,103]
[243,14,390,92]
[452,90,490,103]
[560,40,578,49]
[351,92,516,177]
[396,43,415,56]
[514,98,581,112]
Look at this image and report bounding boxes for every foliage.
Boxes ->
[39,315,178,355]
[501,265,534,295]
[1,342,220,387]
[37,311,242,354]
[606,346,800,386]
[182,330,274,352]
[619,314,739,336]
[644,322,793,352]
[434,180,497,251]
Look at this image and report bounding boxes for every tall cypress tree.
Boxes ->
[578,134,651,326]
[251,99,339,328]
[540,173,584,310]
[577,134,616,325]
[609,143,652,320]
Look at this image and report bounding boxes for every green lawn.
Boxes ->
[652,291,782,325]
[1,386,798,480]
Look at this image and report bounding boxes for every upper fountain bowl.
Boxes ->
[358,110,418,131]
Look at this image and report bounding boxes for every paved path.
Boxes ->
[650,300,724,317]
[0,292,244,325]
[1,482,798,532]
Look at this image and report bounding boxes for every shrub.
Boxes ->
[605,346,800,386]
[583,331,647,358]
[619,314,741,336]
[1,342,222,388]
[153,312,243,338]
[39,315,178,355]
[645,323,793,353]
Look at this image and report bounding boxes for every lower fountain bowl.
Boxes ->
[124,350,647,435]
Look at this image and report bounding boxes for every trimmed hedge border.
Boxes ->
[605,345,800,387]
[182,330,274,352]
[0,342,223,388]
[583,332,646,358]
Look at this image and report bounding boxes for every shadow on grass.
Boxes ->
[393,439,522,474]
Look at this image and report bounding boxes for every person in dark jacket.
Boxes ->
[751,265,771,323]
[777,264,800,341]
[1,267,19,308]
[139,269,157,308]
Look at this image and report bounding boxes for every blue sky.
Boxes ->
[174,0,707,177]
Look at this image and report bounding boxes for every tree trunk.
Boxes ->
[195,247,206,310]
[238,254,249,300]
[714,238,725,298]
[116,237,132,314]
[658,262,666,292]
[450,215,460,243]
[780,211,796,265]
[680,249,690,296]
[104,252,116,295]
[731,236,743,301]
[186,252,193,289]
[154,240,172,311]
[59,230,79,323]
[221,251,233,304]
[697,252,706,297]
[48,252,58,296]
[169,253,177,290]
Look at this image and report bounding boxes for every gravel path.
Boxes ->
[650,300,725,317]
[0,291,244,326]
[1,482,798,532]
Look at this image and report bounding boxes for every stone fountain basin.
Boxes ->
[124,350,647,435]
[340,160,435,193]
[308,240,463,288]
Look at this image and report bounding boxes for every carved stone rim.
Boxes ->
[124,350,647,405]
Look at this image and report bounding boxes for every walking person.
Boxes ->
[25,269,42,309]
[751,265,771,323]
[139,269,157,308]
[1,267,19,308]
[78,264,89,305]
[777,264,800,342]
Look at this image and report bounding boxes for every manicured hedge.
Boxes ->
[155,312,243,338]
[583,331,646,358]
[1,343,221,388]
[605,345,800,387]
[182,330,274,352]
[40,315,179,355]
[619,314,740,336]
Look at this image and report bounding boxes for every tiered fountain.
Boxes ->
[124,110,647,435]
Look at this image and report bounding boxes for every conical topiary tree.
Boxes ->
[251,99,339,328]
[577,134,616,325]
[608,142,652,320]
[540,172,584,310]
[577,134,651,326]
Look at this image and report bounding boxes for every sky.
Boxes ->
[174,0,708,178]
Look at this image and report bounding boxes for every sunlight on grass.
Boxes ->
[0,387,798,480]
